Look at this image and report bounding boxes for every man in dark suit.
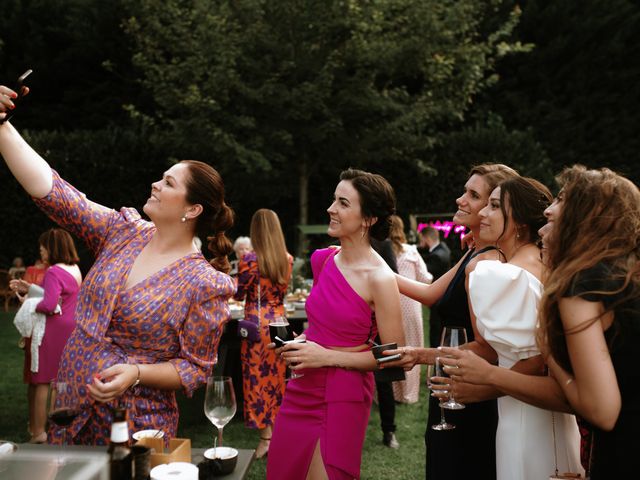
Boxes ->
[418,227,451,348]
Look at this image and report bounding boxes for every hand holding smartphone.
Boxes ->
[1,69,33,124]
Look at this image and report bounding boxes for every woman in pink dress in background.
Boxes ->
[11,228,82,444]
[267,168,405,480]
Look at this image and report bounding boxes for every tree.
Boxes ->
[480,0,640,183]
[123,0,526,253]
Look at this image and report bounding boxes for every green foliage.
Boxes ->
[122,0,526,229]
[482,0,640,183]
[0,126,168,267]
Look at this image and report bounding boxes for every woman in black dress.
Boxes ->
[537,166,640,478]
[384,163,519,479]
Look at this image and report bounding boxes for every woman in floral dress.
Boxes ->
[0,83,235,445]
[234,209,292,458]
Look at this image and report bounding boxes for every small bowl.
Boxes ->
[132,429,164,441]
[202,447,238,475]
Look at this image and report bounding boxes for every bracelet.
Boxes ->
[131,364,141,388]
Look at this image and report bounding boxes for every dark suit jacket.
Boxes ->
[370,238,398,274]
[424,242,451,280]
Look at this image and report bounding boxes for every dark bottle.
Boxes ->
[108,407,132,480]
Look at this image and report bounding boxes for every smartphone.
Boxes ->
[1,69,33,124]
[376,353,402,364]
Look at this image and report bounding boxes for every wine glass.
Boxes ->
[47,382,81,464]
[269,316,304,379]
[439,326,467,410]
[428,360,455,431]
[204,376,237,454]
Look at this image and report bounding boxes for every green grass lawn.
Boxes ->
[0,310,429,479]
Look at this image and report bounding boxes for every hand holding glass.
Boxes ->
[428,360,455,431]
[439,326,467,410]
[204,377,237,450]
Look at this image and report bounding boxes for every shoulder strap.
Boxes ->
[471,245,505,260]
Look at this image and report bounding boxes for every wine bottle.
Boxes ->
[108,407,132,480]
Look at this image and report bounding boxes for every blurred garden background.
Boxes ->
[0,0,638,268]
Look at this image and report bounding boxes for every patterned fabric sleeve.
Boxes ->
[233,252,258,302]
[33,170,119,256]
[169,272,235,397]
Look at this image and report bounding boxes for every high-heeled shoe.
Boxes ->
[255,436,271,459]
[28,432,47,444]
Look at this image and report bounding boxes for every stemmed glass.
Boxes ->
[439,326,468,410]
[428,360,455,431]
[269,316,304,379]
[47,382,81,464]
[204,376,237,454]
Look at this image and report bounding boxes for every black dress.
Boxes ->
[567,263,640,479]
[425,247,498,480]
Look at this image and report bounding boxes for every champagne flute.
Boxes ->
[204,376,237,455]
[439,326,467,410]
[47,382,81,465]
[428,360,455,431]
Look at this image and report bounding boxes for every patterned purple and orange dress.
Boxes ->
[34,171,235,445]
[233,251,292,429]
[267,248,376,480]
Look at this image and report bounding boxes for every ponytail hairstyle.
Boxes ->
[339,168,396,241]
[181,160,235,274]
[39,228,80,265]
[250,209,291,285]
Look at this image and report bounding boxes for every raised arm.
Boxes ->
[396,252,468,306]
[0,99,53,198]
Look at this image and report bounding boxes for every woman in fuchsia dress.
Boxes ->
[0,92,235,445]
[267,169,405,480]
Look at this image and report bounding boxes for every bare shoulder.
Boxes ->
[465,250,502,275]
[368,261,396,289]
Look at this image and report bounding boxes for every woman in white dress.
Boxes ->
[388,215,432,403]
[442,177,583,480]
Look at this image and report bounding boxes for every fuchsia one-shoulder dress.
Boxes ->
[267,248,377,480]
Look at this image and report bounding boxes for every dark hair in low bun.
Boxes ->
[339,168,396,241]
[181,160,235,274]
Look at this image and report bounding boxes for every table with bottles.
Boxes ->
[3,443,255,479]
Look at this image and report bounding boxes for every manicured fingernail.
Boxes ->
[9,104,15,109]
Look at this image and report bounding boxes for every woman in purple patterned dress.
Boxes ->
[234,209,292,459]
[0,85,235,445]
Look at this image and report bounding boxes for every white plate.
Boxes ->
[132,429,164,441]
[204,446,238,460]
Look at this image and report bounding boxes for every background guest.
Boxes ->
[10,228,82,444]
[233,209,292,459]
[389,215,432,404]
[230,236,253,276]
[418,226,451,347]
[8,256,26,279]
